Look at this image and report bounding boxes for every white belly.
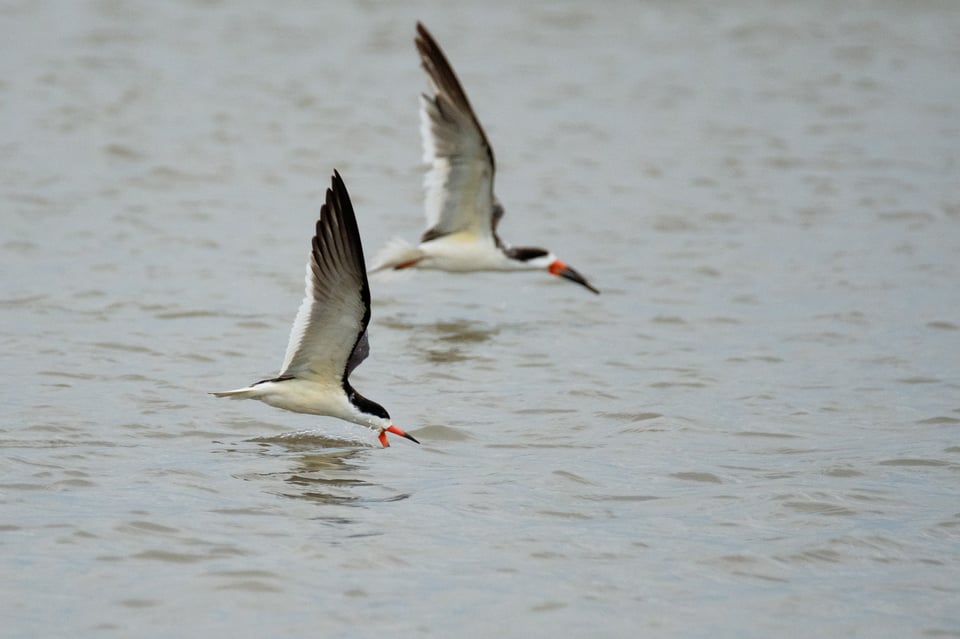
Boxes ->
[418,232,515,272]
[253,379,376,428]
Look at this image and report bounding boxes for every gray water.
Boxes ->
[2,1,959,637]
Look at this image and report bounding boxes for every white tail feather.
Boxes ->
[211,386,258,399]
[368,237,424,273]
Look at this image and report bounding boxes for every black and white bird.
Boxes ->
[369,22,599,295]
[214,171,419,448]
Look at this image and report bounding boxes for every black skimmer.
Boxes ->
[214,171,419,448]
[369,22,599,295]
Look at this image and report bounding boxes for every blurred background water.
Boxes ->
[1,1,959,637]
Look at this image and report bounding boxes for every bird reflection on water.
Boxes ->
[378,317,502,364]
[238,433,413,508]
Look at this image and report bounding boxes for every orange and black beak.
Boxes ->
[549,260,599,294]
[378,424,420,448]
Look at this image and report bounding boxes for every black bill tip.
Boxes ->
[558,266,600,294]
[386,425,420,445]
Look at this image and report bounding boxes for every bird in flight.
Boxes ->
[214,171,419,448]
[370,22,599,295]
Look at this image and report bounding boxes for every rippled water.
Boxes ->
[3,1,959,637]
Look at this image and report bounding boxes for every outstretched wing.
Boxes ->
[416,22,499,245]
[279,171,373,382]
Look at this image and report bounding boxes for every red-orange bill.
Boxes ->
[386,424,420,445]
[548,260,599,294]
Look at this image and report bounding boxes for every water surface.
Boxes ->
[2,1,959,637]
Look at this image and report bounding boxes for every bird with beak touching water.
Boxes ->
[214,171,419,448]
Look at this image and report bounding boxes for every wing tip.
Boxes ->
[415,21,431,46]
[312,168,367,281]
[325,168,354,228]
[329,169,346,211]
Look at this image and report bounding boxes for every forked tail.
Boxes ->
[368,238,425,273]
